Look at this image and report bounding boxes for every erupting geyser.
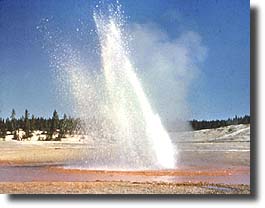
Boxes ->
[93,5,176,169]
[48,3,176,170]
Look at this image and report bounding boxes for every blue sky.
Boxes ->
[0,0,249,120]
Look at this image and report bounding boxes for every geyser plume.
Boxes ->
[43,3,176,169]
[93,5,176,169]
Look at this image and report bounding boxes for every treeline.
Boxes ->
[0,109,251,140]
[0,109,80,141]
[190,115,250,130]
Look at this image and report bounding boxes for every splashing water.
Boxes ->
[93,6,176,169]
[46,3,176,170]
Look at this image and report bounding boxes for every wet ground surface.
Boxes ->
[0,181,250,194]
[0,148,250,185]
[0,125,251,193]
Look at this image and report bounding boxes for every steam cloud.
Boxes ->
[128,23,207,129]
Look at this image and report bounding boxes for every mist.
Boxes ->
[128,23,207,131]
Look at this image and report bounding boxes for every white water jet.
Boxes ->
[46,3,176,170]
[93,7,176,169]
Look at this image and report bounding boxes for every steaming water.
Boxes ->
[49,3,176,170]
[92,6,176,169]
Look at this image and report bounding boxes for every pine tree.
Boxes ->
[10,109,16,133]
[59,114,67,139]
[0,119,6,139]
[49,110,59,140]
[30,115,36,132]
[24,109,31,138]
